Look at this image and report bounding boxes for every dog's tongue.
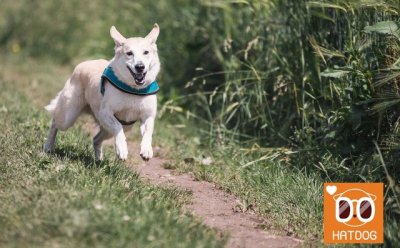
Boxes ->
[135,73,145,84]
[137,74,144,80]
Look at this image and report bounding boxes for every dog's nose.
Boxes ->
[135,63,145,72]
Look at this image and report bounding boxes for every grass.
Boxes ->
[0,55,225,248]
[157,114,400,245]
[157,117,323,242]
[155,1,400,245]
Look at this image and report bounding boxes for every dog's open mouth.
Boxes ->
[127,66,147,85]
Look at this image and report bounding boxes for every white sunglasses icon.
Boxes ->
[333,189,376,225]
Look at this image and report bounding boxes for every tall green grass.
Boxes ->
[173,1,400,243]
[164,3,400,241]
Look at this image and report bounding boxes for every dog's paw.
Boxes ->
[43,142,54,153]
[115,138,128,161]
[94,147,103,161]
[140,144,153,161]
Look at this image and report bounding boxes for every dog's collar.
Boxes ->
[100,66,159,96]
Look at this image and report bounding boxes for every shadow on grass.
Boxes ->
[49,143,141,179]
[53,145,107,169]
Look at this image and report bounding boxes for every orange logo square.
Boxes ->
[324,183,383,244]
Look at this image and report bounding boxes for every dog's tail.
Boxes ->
[45,92,61,114]
[45,76,76,114]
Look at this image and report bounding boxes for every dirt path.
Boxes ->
[89,126,302,248]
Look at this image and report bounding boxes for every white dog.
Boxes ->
[43,24,160,161]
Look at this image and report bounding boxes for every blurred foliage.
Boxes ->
[0,0,200,88]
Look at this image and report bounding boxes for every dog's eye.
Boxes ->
[126,51,133,56]
[143,50,149,55]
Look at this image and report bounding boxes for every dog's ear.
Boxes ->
[145,24,159,44]
[110,26,126,47]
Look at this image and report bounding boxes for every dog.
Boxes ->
[43,24,160,161]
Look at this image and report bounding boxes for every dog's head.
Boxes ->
[109,24,160,88]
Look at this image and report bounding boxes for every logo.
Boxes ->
[324,183,383,244]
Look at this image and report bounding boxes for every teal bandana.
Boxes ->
[100,66,159,96]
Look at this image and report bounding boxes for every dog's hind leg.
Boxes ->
[43,118,58,153]
[93,127,112,160]
[44,76,87,152]
[49,77,87,130]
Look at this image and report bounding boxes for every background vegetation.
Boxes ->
[1,0,399,245]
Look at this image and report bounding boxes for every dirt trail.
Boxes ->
[90,126,302,248]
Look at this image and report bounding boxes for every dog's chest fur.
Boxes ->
[103,83,157,123]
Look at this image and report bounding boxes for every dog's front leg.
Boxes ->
[140,117,155,161]
[98,108,128,160]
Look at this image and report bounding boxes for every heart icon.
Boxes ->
[326,185,337,195]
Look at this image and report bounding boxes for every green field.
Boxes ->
[1,0,399,247]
